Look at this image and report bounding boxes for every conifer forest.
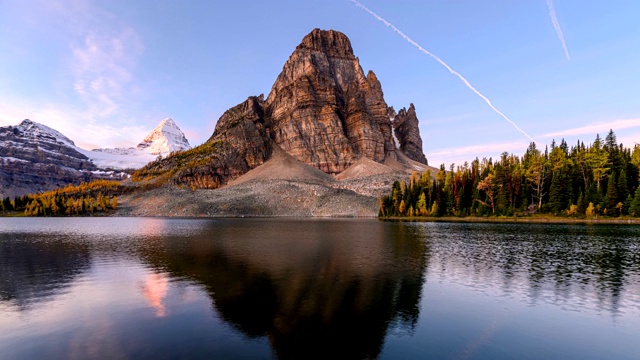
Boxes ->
[380,131,640,218]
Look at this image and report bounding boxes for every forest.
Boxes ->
[1,180,122,216]
[380,130,640,218]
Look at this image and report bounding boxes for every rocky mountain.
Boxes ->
[0,118,191,198]
[0,120,100,198]
[265,29,395,173]
[138,29,428,190]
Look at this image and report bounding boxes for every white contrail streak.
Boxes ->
[546,0,570,60]
[350,0,535,142]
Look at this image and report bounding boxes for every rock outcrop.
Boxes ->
[391,104,428,165]
[265,29,395,174]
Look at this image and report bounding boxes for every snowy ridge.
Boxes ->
[15,119,76,147]
[77,147,156,170]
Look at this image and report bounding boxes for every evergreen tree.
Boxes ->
[2,197,12,211]
[618,169,629,203]
[623,194,633,215]
[548,172,563,213]
[587,134,610,192]
[630,187,640,216]
[576,191,586,214]
[605,172,618,210]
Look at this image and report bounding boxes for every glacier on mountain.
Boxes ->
[82,118,192,170]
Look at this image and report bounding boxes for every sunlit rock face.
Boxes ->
[265,29,395,174]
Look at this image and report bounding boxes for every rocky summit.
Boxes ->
[265,29,394,173]
[140,28,428,190]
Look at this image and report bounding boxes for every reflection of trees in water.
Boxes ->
[0,235,91,310]
[411,223,640,315]
[139,220,428,360]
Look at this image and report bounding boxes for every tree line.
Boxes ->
[380,130,640,218]
[1,180,122,216]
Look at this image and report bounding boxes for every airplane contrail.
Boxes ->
[350,0,535,142]
[546,0,570,60]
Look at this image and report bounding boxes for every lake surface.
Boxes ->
[1,218,639,359]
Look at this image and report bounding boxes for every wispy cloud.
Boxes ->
[350,0,535,142]
[542,118,640,139]
[546,0,570,60]
[70,28,143,117]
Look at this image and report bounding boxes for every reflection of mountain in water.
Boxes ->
[139,220,428,359]
[0,235,91,310]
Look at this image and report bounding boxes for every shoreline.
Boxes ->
[380,215,640,225]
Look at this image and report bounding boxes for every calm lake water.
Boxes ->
[1,218,639,359]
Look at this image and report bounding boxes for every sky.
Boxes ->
[1,0,640,166]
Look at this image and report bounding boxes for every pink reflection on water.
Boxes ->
[141,272,168,317]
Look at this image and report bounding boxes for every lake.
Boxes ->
[1,218,639,359]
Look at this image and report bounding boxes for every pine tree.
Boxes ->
[2,197,12,211]
[605,172,618,211]
[623,194,633,215]
[548,172,563,213]
[630,187,640,216]
[588,135,610,192]
[618,169,629,203]
[576,192,585,214]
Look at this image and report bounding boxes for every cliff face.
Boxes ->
[392,104,428,165]
[136,96,271,189]
[137,29,428,189]
[265,29,394,174]
[177,96,270,188]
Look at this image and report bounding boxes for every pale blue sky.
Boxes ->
[1,0,639,166]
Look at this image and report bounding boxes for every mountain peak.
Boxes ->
[137,118,191,155]
[16,119,76,147]
[158,117,176,127]
[296,28,354,58]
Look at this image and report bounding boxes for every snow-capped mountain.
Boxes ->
[137,118,191,155]
[0,118,192,198]
[1,119,100,198]
[6,119,77,148]
[82,118,191,170]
